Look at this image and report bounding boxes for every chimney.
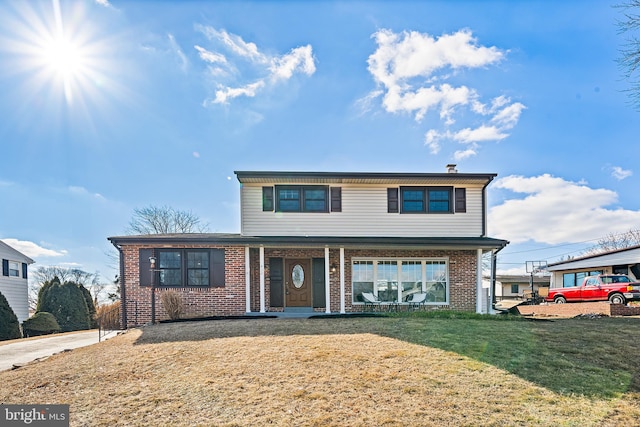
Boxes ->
[446,164,458,173]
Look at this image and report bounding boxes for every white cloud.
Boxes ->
[454,147,478,160]
[95,0,111,7]
[452,125,508,143]
[1,239,66,258]
[365,28,523,159]
[489,174,640,244]
[611,166,633,180]
[68,186,106,201]
[194,25,316,105]
[168,34,188,72]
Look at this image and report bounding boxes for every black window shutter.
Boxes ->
[455,188,467,213]
[312,258,326,308]
[210,249,225,287]
[387,188,399,213]
[139,249,153,287]
[269,257,284,307]
[330,187,342,212]
[22,263,28,279]
[2,259,8,277]
[262,187,274,211]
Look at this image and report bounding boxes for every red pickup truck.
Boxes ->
[545,274,640,304]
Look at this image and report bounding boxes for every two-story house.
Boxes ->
[1,240,35,323]
[108,166,508,327]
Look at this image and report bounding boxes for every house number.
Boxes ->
[292,264,304,288]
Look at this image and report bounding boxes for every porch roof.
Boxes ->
[108,233,508,251]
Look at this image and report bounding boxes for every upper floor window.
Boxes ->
[399,187,453,213]
[2,259,26,278]
[8,261,19,277]
[263,185,341,213]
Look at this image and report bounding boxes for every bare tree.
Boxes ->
[581,228,640,256]
[29,266,113,308]
[618,1,640,108]
[126,205,209,234]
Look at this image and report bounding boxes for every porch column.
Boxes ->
[259,246,265,313]
[325,247,331,313]
[339,247,345,314]
[476,249,483,313]
[245,246,251,313]
[489,250,497,314]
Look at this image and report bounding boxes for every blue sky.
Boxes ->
[1,0,639,284]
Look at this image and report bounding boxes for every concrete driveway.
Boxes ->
[0,330,117,372]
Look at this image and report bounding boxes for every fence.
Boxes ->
[96,301,122,342]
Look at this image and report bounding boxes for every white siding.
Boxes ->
[1,242,33,323]
[241,183,485,237]
[0,276,28,323]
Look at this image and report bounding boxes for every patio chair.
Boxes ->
[361,292,382,312]
[407,292,427,310]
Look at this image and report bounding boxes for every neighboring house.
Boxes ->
[0,240,35,323]
[108,166,508,327]
[493,275,550,300]
[547,245,640,288]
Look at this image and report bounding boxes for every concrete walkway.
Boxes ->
[0,330,117,372]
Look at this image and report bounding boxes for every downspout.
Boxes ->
[481,177,494,237]
[110,241,127,329]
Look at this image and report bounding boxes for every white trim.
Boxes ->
[259,246,265,313]
[245,246,251,313]
[325,247,331,313]
[476,249,483,313]
[339,247,345,314]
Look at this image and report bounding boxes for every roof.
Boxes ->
[0,240,35,264]
[234,171,497,186]
[108,233,508,251]
[494,275,550,284]
[547,244,640,271]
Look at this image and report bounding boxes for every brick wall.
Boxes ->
[121,244,480,327]
[121,244,246,327]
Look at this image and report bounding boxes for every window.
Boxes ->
[8,261,20,277]
[352,261,373,302]
[352,258,448,304]
[158,251,182,286]
[275,185,329,212]
[510,284,519,294]
[563,270,603,288]
[398,187,452,213]
[147,249,224,288]
[2,259,24,278]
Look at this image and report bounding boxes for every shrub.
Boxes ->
[22,312,60,337]
[96,301,121,330]
[160,290,185,320]
[37,277,92,332]
[0,291,21,341]
[79,285,98,328]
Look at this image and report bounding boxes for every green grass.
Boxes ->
[377,312,638,398]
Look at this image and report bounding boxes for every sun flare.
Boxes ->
[42,36,84,78]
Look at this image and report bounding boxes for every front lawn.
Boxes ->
[1,315,638,426]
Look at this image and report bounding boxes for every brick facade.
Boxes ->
[120,243,479,327]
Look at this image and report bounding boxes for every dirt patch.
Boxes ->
[517,301,611,318]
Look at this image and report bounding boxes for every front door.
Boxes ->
[285,259,311,307]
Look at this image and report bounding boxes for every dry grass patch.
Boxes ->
[0,318,638,426]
